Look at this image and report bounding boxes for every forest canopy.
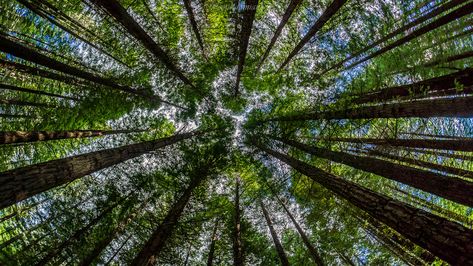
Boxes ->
[1,0,473,265]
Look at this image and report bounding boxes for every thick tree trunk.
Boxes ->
[183,0,206,58]
[233,177,244,266]
[206,219,219,266]
[273,137,473,207]
[261,95,473,123]
[0,83,80,101]
[252,141,473,264]
[276,196,324,266]
[257,0,302,71]
[346,2,473,70]
[0,131,200,210]
[278,0,347,71]
[131,173,206,266]
[91,0,197,91]
[0,129,147,145]
[234,0,258,96]
[260,201,290,266]
[352,68,473,104]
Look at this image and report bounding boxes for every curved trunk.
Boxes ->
[260,202,290,266]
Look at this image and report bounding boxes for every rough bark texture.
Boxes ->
[260,202,290,266]
[0,129,146,145]
[257,0,302,71]
[274,137,473,207]
[253,141,473,264]
[91,0,196,91]
[235,0,258,96]
[278,0,347,71]
[206,219,219,266]
[233,178,244,266]
[0,131,199,210]
[0,83,79,101]
[131,173,206,266]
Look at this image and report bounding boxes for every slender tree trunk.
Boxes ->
[261,95,473,123]
[233,177,244,266]
[252,141,473,264]
[276,196,324,266]
[235,0,259,96]
[273,136,473,207]
[278,0,347,71]
[207,219,219,266]
[351,68,473,104]
[0,99,56,109]
[0,131,201,210]
[0,113,33,119]
[131,173,207,266]
[183,0,206,58]
[0,83,80,101]
[257,0,302,71]
[0,129,147,145]
[405,147,473,161]
[422,50,473,68]
[260,201,290,266]
[90,0,197,91]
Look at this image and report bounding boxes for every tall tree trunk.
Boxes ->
[422,50,473,68]
[260,95,473,123]
[404,147,473,161]
[0,83,80,101]
[0,113,33,119]
[207,219,219,266]
[257,0,302,71]
[183,0,206,58]
[346,2,473,70]
[273,136,473,207]
[0,98,56,109]
[131,172,207,266]
[234,0,259,96]
[276,196,324,266]
[90,0,197,91]
[0,131,201,210]
[278,0,347,71]
[260,201,290,266]
[0,129,147,145]
[351,68,473,104]
[252,141,473,264]
[233,177,244,266]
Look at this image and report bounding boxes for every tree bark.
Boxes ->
[252,141,473,264]
[206,219,219,266]
[183,0,206,58]
[233,177,244,266]
[273,136,473,207]
[257,0,302,71]
[0,83,80,101]
[0,131,201,210]
[260,201,290,266]
[0,129,147,145]
[131,173,207,266]
[278,0,347,71]
[234,0,259,96]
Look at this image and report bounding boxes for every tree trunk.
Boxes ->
[0,98,56,109]
[0,83,80,101]
[131,173,207,266]
[183,0,206,58]
[278,0,347,71]
[252,141,473,264]
[257,0,302,71]
[261,95,473,123]
[0,129,147,145]
[422,50,473,68]
[276,196,324,266]
[0,113,34,119]
[234,0,259,96]
[0,131,201,210]
[233,177,244,266]
[351,68,473,104]
[260,201,290,266]
[273,136,473,207]
[90,0,197,91]
[207,219,219,266]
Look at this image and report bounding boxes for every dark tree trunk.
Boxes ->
[0,131,201,210]
[91,0,197,91]
[0,129,146,145]
[257,0,302,71]
[351,68,473,104]
[260,201,290,266]
[0,98,56,109]
[273,137,473,207]
[234,0,259,96]
[183,0,206,58]
[422,50,473,68]
[276,196,324,266]
[233,177,244,266]
[0,83,80,101]
[131,173,207,266]
[252,141,473,264]
[0,113,33,119]
[207,219,219,266]
[278,0,347,71]
[261,95,473,122]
